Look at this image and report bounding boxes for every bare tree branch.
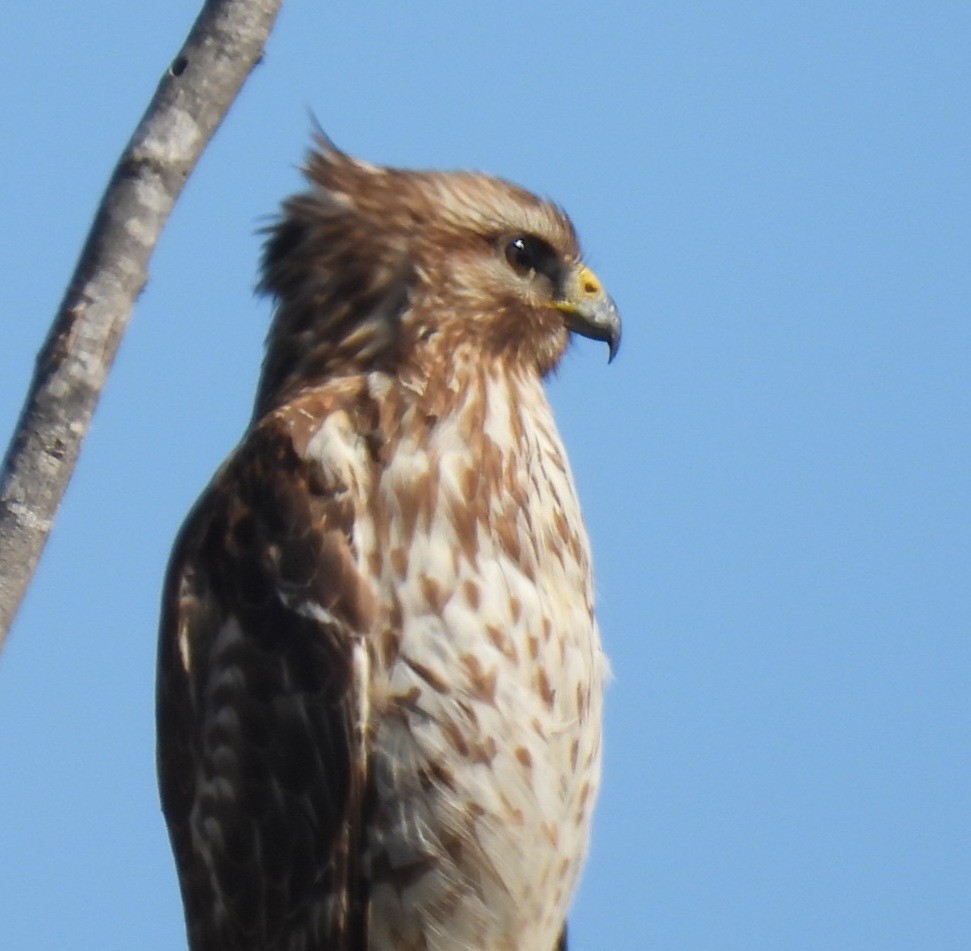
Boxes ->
[0,0,284,651]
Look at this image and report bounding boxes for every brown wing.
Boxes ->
[157,416,372,951]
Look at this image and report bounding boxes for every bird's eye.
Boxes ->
[503,235,559,280]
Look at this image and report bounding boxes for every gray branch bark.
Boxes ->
[0,0,284,651]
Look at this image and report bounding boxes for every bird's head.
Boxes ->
[256,135,620,414]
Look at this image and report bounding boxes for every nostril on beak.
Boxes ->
[579,267,602,297]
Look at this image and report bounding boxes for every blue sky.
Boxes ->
[2,2,970,948]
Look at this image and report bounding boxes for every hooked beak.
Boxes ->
[555,265,622,362]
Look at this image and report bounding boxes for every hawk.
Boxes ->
[157,136,620,951]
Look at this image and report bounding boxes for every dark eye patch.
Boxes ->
[503,235,561,282]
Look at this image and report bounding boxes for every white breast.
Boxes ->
[353,367,607,951]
